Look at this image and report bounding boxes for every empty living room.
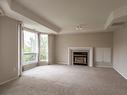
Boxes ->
[0,0,127,95]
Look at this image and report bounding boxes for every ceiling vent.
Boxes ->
[0,7,4,16]
[111,22,126,27]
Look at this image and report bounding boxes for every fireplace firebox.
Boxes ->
[73,51,88,65]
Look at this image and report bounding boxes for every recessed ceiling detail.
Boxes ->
[0,7,4,16]
[112,22,126,27]
[0,0,61,34]
[0,0,127,34]
[105,6,127,31]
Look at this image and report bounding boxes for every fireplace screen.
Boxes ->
[73,51,88,65]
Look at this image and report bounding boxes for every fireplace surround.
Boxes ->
[68,47,93,67]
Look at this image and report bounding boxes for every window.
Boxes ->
[22,29,48,66]
[23,30,38,64]
[40,34,48,61]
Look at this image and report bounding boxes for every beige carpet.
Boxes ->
[0,65,127,95]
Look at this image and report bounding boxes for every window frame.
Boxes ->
[22,28,49,65]
[23,30,39,65]
[39,34,49,62]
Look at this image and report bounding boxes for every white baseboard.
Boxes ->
[95,65,112,68]
[95,64,113,68]
[56,61,67,65]
[113,66,127,80]
[95,63,113,68]
[0,76,19,85]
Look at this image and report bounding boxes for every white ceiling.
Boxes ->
[12,0,127,33]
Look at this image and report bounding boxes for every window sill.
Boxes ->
[39,61,49,65]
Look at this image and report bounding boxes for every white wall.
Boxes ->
[0,16,19,84]
[54,32,113,64]
[113,26,127,79]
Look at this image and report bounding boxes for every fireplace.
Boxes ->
[73,51,88,65]
[68,47,93,67]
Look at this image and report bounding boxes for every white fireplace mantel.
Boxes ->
[68,47,93,67]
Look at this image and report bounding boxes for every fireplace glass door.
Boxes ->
[73,51,88,65]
